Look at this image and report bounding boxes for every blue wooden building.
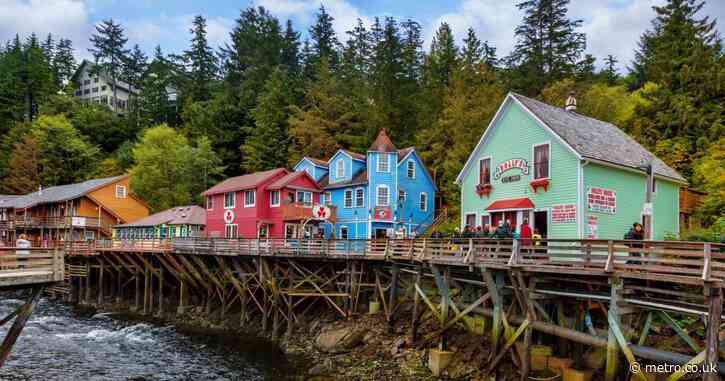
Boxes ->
[294,130,436,239]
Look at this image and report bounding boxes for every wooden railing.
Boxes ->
[10,215,110,231]
[66,237,725,285]
[0,247,64,287]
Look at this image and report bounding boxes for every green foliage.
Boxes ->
[692,137,725,226]
[130,125,195,211]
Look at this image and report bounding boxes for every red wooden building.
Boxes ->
[202,168,331,239]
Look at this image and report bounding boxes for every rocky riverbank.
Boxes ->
[83,298,507,380]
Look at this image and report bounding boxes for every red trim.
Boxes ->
[485,198,534,211]
[529,178,550,192]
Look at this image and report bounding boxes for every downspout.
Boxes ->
[578,160,590,239]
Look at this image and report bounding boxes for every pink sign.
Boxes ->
[588,187,616,214]
[587,215,598,239]
[551,204,576,223]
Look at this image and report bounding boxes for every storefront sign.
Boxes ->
[588,187,616,214]
[501,175,521,183]
[587,215,598,239]
[223,209,235,223]
[494,158,529,180]
[373,207,391,221]
[71,216,87,227]
[551,204,576,223]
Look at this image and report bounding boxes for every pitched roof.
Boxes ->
[202,168,287,196]
[368,129,396,152]
[0,195,21,208]
[116,205,205,228]
[511,93,685,182]
[397,147,414,162]
[340,149,366,161]
[267,171,322,191]
[9,176,126,209]
[320,169,369,189]
[306,157,329,167]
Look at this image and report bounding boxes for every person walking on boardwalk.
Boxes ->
[493,221,511,239]
[15,233,31,268]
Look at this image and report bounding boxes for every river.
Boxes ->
[0,294,295,381]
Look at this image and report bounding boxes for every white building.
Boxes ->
[72,59,138,114]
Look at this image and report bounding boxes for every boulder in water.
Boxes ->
[315,326,367,353]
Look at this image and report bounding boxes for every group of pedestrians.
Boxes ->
[452,218,542,246]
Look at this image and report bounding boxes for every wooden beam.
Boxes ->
[486,318,530,374]
[659,311,702,353]
[607,312,647,381]
[606,278,622,381]
[0,285,43,367]
[704,286,722,381]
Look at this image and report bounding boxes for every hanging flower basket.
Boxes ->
[476,184,492,197]
[530,178,550,192]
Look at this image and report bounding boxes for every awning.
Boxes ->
[485,198,535,211]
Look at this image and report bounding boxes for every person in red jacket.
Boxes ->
[519,218,533,247]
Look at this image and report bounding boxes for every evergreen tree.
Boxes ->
[281,19,301,76]
[22,34,56,120]
[308,6,340,71]
[601,54,618,84]
[53,38,76,86]
[461,28,483,68]
[41,33,54,63]
[342,18,371,80]
[507,0,586,94]
[89,19,130,113]
[241,68,295,172]
[575,54,596,82]
[400,19,423,83]
[123,44,148,90]
[138,46,173,125]
[183,15,218,102]
[425,23,458,88]
[191,136,225,203]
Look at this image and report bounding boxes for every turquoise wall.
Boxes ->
[459,99,580,238]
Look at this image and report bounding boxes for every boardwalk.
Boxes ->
[63,238,725,380]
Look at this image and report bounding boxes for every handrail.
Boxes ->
[65,237,725,284]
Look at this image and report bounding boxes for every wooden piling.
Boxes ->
[606,277,622,381]
[704,285,722,381]
[97,261,104,305]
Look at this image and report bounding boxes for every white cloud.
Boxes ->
[0,0,92,57]
[428,0,669,72]
[124,13,233,54]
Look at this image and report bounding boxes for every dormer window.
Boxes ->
[377,154,389,173]
[533,143,550,179]
[336,159,344,178]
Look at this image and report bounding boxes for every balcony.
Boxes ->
[282,203,336,223]
[11,216,107,230]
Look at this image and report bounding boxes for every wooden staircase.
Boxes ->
[419,207,449,237]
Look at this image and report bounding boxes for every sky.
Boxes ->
[1,0,724,73]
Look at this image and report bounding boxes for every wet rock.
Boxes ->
[308,362,330,376]
[315,326,367,353]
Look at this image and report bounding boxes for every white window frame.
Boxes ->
[419,192,428,212]
[296,191,312,207]
[225,224,238,238]
[377,153,390,173]
[398,190,406,204]
[344,189,353,208]
[270,190,280,207]
[115,185,127,199]
[224,192,235,209]
[376,185,389,207]
[324,191,332,205]
[478,155,492,185]
[407,160,415,178]
[354,188,364,208]
[336,159,345,179]
[243,190,255,207]
[340,226,349,240]
[532,142,551,180]
[206,196,213,210]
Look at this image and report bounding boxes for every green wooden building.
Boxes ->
[455,93,686,240]
[113,205,205,239]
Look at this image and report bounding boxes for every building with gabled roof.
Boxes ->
[294,129,437,239]
[114,205,205,240]
[0,175,150,245]
[456,92,684,240]
[203,168,326,239]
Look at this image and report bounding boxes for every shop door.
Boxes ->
[534,211,548,238]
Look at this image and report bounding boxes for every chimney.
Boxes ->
[38,185,43,195]
[565,91,577,111]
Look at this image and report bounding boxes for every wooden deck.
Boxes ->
[0,248,64,288]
